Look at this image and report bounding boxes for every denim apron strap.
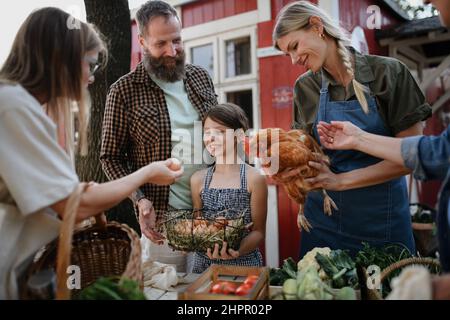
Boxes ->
[203,166,214,191]
[239,164,247,191]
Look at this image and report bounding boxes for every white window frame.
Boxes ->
[219,81,260,131]
[219,26,257,84]
[184,36,219,85]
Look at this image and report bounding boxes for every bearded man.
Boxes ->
[100,1,217,272]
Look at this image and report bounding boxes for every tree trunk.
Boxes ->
[76,0,139,234]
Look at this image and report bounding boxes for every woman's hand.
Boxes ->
[206,242,239,260]
[317,121,365,150]
[146,158,184,185]
[305,159,343,191]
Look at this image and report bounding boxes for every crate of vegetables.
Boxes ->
[179,265,269,300]
[163,208,247,252]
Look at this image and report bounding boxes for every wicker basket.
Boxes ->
[19,183,142,300]
[362,257,441,300]
[163,208,248,252]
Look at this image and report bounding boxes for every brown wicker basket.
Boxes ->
[362,257,441,300]
[19,183,142,300]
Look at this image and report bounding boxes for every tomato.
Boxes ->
[221,282,237,295]
[210,282,224,294]
[210,281,237,295]
[235,284,252,296]
[243,275,259,287]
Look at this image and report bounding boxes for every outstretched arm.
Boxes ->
[306,122,422,190]
[318,121,450,181]
[51,159,183,221]
[317,121,405,165]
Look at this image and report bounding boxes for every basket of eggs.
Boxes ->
[163,208,248,252]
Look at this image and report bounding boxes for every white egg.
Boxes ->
[170,158,182,170]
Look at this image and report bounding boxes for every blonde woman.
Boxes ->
[0,7,183,299]
[273,1,431,257]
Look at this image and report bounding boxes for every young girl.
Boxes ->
[190,103,267,273]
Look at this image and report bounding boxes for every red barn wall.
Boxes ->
[339,0,402,55]
[182,0,257,27]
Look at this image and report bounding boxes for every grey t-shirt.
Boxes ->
[0,84,79,299]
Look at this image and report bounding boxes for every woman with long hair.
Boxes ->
[273,1,431,257]
[0,7,183,299]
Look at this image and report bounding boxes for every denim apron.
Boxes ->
[299,73,415,258]
[192,164,263,273]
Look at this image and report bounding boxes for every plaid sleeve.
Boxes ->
[100,84,131,181]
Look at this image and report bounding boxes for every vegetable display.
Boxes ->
[77,277,146,300]
[281,266,357,300]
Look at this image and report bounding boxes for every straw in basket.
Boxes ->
[163,208,249,252]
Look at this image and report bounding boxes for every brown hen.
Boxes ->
[245,128,338,232]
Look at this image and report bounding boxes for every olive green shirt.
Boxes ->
[292,49,432,135]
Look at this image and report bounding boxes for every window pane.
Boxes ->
[226,37,251,78]
[226,90,253,128]
[191,44,214,79]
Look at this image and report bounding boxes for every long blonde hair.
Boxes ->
[0,7,107,157]
[273,1,369,113]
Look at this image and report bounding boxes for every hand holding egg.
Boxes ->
[169,158,183,171]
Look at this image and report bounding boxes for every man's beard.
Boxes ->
[142,48,186,82]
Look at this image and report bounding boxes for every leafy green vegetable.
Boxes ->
[315,250,359,289]
[269,257,298,286]
[77,276,146,300]
[355,242,414,298]
[355,242,413,271]
[282,257,298,279]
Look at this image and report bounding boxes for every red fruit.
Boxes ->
[221,282,237,295]
[235,284,252,296]
[210,281,237,295]
[243,275,259,287]
[210,282,223,294]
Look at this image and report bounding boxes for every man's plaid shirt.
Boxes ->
[100,62,217,224]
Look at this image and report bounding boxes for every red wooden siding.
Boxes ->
[271,0,318,22]
[339,0,401,55]
[277,188,301,263]
[259,53,306,265]
[182,0,257,28]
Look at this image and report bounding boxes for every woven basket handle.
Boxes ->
[55,182,89,300]
[380,257,440,283]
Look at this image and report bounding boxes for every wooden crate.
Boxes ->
[179,265,269,300]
